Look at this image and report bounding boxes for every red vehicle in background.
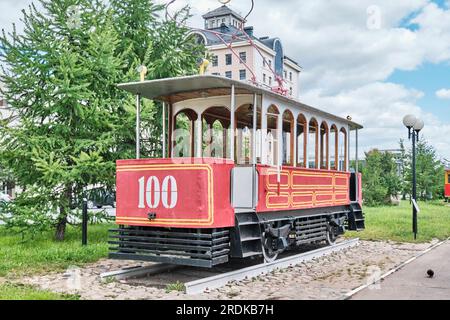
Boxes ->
[445,168,450,200]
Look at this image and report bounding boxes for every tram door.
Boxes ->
[231,166,258,211]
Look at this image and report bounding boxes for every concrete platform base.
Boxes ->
[352,241,450,300]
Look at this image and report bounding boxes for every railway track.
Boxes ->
[101,238,359,294]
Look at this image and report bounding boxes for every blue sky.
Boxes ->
[392,0,450,123]
[388,63,450,123]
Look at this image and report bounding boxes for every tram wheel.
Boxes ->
[326,223,338,246]
[261,235,279,263]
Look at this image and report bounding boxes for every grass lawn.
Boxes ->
[0,223,114,278]
[347,200,450,243]
[0,282,79,300]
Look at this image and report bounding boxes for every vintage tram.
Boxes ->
[109,75,365,267]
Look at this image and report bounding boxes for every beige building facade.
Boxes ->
[193,5,302,99]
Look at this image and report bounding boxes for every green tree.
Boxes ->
[0,0,203,240]
[403,139,444,200]
[361,149,402,206]
[398,139,409,200]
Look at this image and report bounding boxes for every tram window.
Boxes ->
[267,105,279,166]
[339,128,347,171]
[173,110,197,158]
[308,119,319,169]
[330,125,338,170]
[236,126,251,164]
[202,119,227,158]
[235,104,262,165]
[447,173,450,184]
[202,107,230,159]
[297,114,307,168]
[282,110,294,166]
[320,122,329,169]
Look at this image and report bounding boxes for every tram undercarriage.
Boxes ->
[109,203,364,268]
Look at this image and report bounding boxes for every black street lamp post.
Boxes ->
[403,115,424,240]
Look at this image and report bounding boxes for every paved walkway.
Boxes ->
[352,241,450,300]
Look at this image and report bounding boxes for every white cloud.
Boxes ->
[302,82,450,158]
[436,88,450,100]
[2,0,450,159]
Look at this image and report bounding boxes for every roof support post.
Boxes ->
[277,109,283,169]
[347,127,351,172]
[136,94,141,159]
[261,95,267,165]
[195,117,202,158]
[355,128,359,200]
[305,117,310,168]
[230,85,236,162]
[252,93,257,165]
[162,102,166,158]
[293,117,297,167]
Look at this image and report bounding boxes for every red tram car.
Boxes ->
[109,75,365,267]
[445,168,450,200]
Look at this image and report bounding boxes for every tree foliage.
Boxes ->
[0,0,203,240]
[361,149,402,206]
[402,139,444,201]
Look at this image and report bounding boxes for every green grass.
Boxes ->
[165,281,186,293]
[0,224,114,277]
[347,200,450,242]
[0,282,79,300]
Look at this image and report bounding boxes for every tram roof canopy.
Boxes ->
[118,75,363,130]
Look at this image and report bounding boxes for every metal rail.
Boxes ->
[185,238,360,295]
[100,264,179,280]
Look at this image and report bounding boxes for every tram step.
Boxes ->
[230,212,263,259]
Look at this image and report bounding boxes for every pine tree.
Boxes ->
[0,0,131,240]
[0,0,203,240]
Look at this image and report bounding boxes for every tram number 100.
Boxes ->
[138,176,178,209]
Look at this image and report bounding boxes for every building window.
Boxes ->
[290,87,293,95]
[269,60,272,68]
[225,71,232,79]
[239,52,247,63]
[269,77,272,86]
[0,99,5,107]
[211,20,215,28]
[284,71,287,79]
[222,18,225,24]
[239,69,246,80]
[263,74,266,83]
[212,72,220,76]
[263,59,266,67]
[226,54,232,65]
[290,72,293,81]
[212,55,218,67]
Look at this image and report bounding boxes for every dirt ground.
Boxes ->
[19,240,437,300]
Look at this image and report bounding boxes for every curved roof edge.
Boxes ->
[118,75,363,130]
